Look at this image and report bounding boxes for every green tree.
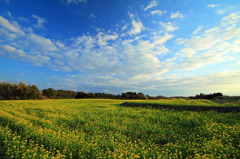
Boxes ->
[27,85,39,99]
[136,92,148,99]
[42,88,57,99]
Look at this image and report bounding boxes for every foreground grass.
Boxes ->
[0,99,239,158]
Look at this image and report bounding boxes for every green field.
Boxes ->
[0,99,239,158]
[127,98,240,107]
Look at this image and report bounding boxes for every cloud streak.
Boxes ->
[175,12,240,71]
[151,10,166,16]
[170,12,184,19]
[32,14,48,29]
[0,16,25,36]
[207,4,218,8]
[144,0,157,11]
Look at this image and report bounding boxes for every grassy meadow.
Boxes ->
[0,99,239,158]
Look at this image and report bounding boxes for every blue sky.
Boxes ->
[0,0,240,96]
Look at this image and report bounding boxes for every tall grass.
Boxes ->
[0,99,239,158]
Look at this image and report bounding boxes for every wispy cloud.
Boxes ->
[175,12,240,71]
[207,4,218,8]
[128,12,144,35]
[170,12,184,19]
[151,33,173,48]
[121,24,128,31]
[32,14,48,29]
[176,51,231,70]
[159,22,178,32]
[150,10,166,16]
[0,44,50,66]
[0,11,174,82]
[0,16,25,36]
[217,10,226,14]
[144,0,157,11]
[27,33,58,52]
[193,25,204,34]
[207,4,227,15]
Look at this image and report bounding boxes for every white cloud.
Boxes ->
[32,14,48,29]
[56,26,173,78]
[176,51,231,70]
[67,0,87,4]
[129,19,144,35]
[174,12,240,71]
[0,16,25,36]
[152,33,173,45]
[0,44,50,66]
[204,26,220,34]
[193,25,204,34]
[159,22,178,32]
[221,12,240,26]
[150,10,166,16]
[144,0,157,11]
[135,39,169,56]
[187,35,220,51]
[207,4,226,15]
[0,45,26,57]
[128,13,144,35]
[56,41,65,49]
[170,12,184,19]
[27,33,58,52]
[180,48,196,57]
[121,24,128,31]
[207,4,218,8]
[96,32,118,46]
[175,38,186,45]
[217,10,226,14]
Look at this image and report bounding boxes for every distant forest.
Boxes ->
[0,82,224,100]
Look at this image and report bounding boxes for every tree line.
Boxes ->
[42,88,77,99]
[0,82,224,100]
[42,89,149,99]
[189,93,223,100]
[0,82,39,100]
[0,82,149,100]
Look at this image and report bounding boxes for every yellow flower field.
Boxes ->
[0,99,239,158]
